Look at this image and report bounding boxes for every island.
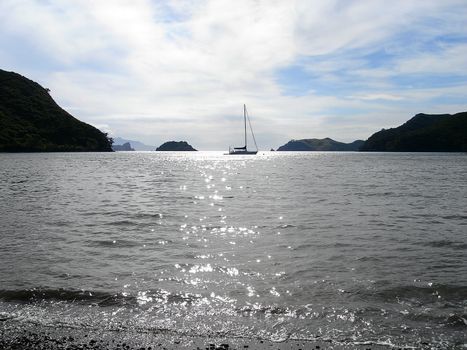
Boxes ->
[360,112,467,152]
[112,137,155,151]
[0,69,113,152]
[277,138,364,151]
[155,141,197,151]
[112,142,135,151]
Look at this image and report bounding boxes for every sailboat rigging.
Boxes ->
[228,104,258,155]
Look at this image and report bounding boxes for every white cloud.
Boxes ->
[349,94,404,101]
[395,44,467,75]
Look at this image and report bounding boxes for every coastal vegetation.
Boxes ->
[156,141,197,151]
[277,138,364,151]
[360,112,467,152]
[0,69,113,152]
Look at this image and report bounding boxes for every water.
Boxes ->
[0,152,466,348]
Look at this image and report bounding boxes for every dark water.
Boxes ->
[0,152,466,348]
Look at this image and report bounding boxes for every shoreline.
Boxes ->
[0,320,406,350]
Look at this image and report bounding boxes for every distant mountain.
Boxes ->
[156,141,197,151]
[277,138,364,151]
[112,142,134,151]
[113,137,155,151]
[360,112,467,152]
[0,69,112,152]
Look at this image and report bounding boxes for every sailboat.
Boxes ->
[228,104,258,155]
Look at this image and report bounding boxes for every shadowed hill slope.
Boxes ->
[277,138,364,151]
[0,69,112,152]
[156,141,197,151]
[360,112,467,152]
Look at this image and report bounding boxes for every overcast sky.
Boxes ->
[1,0,466,149]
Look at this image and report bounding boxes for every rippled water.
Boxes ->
[0,152,466,348]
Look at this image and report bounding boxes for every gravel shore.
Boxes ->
[0,320,397,350]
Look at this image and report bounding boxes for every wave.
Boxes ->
[441,214,467,221]
[130,213,164,219]
[1,289,465,349]
[401,310,467,328]
[86,239,141,248]
[237,305,289,316]
[275,224,296,229]
[444,313,467,328]
[0,288,135,306]
[103,220,137,226]
[0,288,205,307]
[365,284,467,303]
[355,256,382,262]
[420,239,467,250]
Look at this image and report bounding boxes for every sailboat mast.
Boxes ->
[244,104,247,149]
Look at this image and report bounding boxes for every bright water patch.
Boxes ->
[0,152,466,348]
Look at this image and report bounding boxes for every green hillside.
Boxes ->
[156,141,197,151]
[0,69,112,152]
[277,138,364,151]
[360,112,467,151]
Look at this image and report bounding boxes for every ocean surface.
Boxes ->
[0,151,466,348]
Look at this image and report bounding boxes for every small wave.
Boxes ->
[0,288,206,308]
[130,213,164,219]
[275,224,296,229]
[441,214,467,220]
[399,310,467,329]
[355,256,382,262]
[237,305,299,318]
[420,239,467,250]
[331,242,352,248]
[104,220,137,226]
[9,179,28,184]
[371,284,467,303]
[0,312,15,321]
[86,239,141,248]
[311,242,353,249]
[0,288,135,306]
[444,313,467,328]
[293,243,316,251]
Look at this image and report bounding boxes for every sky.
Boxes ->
[1,0,467,150]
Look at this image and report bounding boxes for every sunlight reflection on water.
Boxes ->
[0,151,466,348]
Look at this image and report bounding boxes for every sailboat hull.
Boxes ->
[228,150,258,155]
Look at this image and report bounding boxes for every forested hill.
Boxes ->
[360,112,467,152]
[277,138,364,151]
[156,141,197,151]
[0,69,112,152]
